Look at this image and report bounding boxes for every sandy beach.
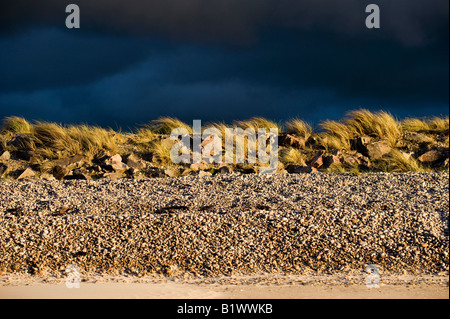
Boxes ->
[1,273,448,299]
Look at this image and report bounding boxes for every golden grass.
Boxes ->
[66,125,119,156]
[21,122,120,159]
[204,122,229,138]
[285,119,312,140]
[149,139,177,165]
[377,150,428,172]
[319,121,352,150]
[146,117,192,135]
[234,117,280,133]
[344,110,402,147]
[319,109,402,149]
[402,116,449,132]
[1,117,32,134]
[279,147,307,166]
[429,117,449,131]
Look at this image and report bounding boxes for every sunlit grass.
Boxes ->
[285,119,312,140]
[377,150,429,172]
[234,117,281,133]
[146,117,193,135]
[279,147,307,166]
[1,117,32,134]
[402,116,449,132]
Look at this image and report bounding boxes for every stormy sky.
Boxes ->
[0,0,448,129]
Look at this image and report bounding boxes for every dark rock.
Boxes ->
[286,165,317,174]
[52,155,86,170]
[240,167,256,174]
[52,165,69,180]
[140,153,154,163]
[88,164,103,173]
[418,150,447,166]
[64,173,91,180]
[13,150,35,161]
[93,150,111,164]
[305,136,319,147]
[0,163,9,177]
[310,150,325,168]
[217,166,232,174]
[323,155,341,169]
[146,167,164,178]
[351,136,373,153]
[279,134,303,148]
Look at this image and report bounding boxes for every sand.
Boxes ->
[1,274,448,299]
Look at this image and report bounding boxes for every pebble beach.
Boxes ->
[0,172,448,282]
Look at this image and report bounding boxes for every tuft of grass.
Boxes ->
[146,117,192,135]
[320,109,402,149]
[428,116,449,131]
[149,139,177,165]
[204,122,229,138]
[279,147,307,166]
[377,150,427,172]
[1,117,32,134]
[33,122,71,154]
[66,125,119,157]
[344,109,401,147]
[401,118,430,132]
[285,119,312,140]
[402,116,449,132]
[31,122,119,159]
[234,117,281,133]
[320,121,352,150]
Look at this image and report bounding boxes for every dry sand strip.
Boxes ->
[0,281,448,299]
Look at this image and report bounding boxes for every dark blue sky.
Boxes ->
[0,0,448,130]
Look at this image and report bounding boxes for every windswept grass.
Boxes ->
[5,121,121,159]
[1,117,32,134]
[285,119,312,140]
[320,109,402,149]
[146,117,193,135]
[320,121,352,150]
[279,147,307,166]
[66,125,119,156]
[344,110,402,147]
[377,150,427,172]
[149,139,177,165]
[402,117,449,132]
[204,122,229,138]
[234,117,281,133]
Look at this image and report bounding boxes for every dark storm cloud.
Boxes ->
[0,0,448,127]
[1,0,448,45]
[0,28,167,93]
